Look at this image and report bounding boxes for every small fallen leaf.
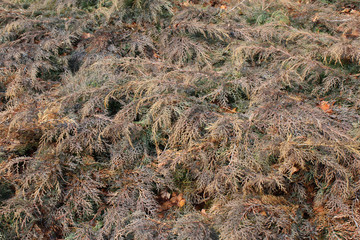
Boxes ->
[260,211,267,216]
[312,15,319,23]
[176,193,184,202]
[341,8,352,13]
[153,52,160,59]
[201,209,208,217]
[220,5,227,10]
[290,166,299,175]
[350,9,360,16]
[220,106,237,113]
[318,101,334,114]
[178,199,186,208]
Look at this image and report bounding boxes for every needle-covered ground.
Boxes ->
[1,0,360,239]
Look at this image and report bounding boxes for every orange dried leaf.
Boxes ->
[341,8,352,13]
[220,106,237,113]
[318,101,333,114]
[178,199,186,208]
[260,211,267,216]
[319,101,330,110]
[176,193,184,201]
[153,52,160,59]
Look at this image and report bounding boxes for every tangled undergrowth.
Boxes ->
[0,0,360,239]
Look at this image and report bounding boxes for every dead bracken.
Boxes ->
[0,0,360,239]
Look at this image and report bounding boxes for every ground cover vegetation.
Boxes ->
[0,0,360,239]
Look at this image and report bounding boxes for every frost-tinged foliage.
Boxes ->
[1,0,360,239]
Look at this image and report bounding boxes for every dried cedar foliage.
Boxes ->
[0,0,360,239]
